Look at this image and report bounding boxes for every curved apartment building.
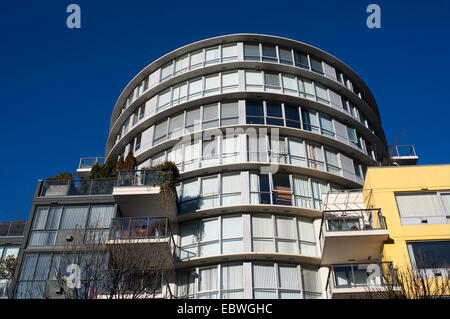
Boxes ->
[104,34,389,299]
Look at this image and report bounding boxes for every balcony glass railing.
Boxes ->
[326,262,395,297]
[78,157,105,169]
[39,170,165,197]
[40,179,116,197]
[117,170,164,187]
[0,221,25,237]
[389,145,417,157]
[319,209,387,240]
[109,217,170,240]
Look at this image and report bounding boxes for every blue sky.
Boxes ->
[0,0,449,221]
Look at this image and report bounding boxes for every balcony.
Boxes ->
[0,278,14,299]
[389,145,418,166]
[325,262,398,299]
[40,179,115,197]
[77,157,105,178]
[0,221,25,237]
[320,208,389,265]
[112,170,178,222]
[107,217,176,270]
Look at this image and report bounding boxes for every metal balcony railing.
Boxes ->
[78,157,105,169]
[319,209,387,240]
[0,221,26,237]
[389,145,417,157]
[325,262,395,297]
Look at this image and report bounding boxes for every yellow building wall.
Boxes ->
[363,165,450,269]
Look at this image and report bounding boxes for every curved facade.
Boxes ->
[105,34,388,299]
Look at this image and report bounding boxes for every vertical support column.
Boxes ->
[243,261,253,299]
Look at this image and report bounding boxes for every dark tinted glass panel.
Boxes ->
[410,241,450,269]
[266,103,282,118]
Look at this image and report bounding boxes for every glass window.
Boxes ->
[20,255,37,280]
[188,78,202,99]
[60,206,89,229]
[279,48,293,65]
[311,179,328,210]
[190,50,203,69]
[183,142,200,172]
[201,137,218,167]
[199,177,219,209]
[168,113,184,139]
[180,179,199,212]
[222,136,239,163]
[325,148,340,174]
[264,72,280,92]
[278,265,299,289]
[315,84,329,104]
[282,74,297,95]
[222,44,237,61]
[199,267,218,293]
[302,109,319,133]
[245,71,263,90]
[202,104,219,129]
[250,174,271,204]
[288,138,306,167]
[221,264,243,297]
[221,174,241,206]
[307,144,325,171]
[138,104,146,120]
[2,246,19,259]
[293,176,312,208]
[298,218,316,256]
[157,89,171,110]
[33,207,49,230]
[285,104,300,128]
[204,74,220,96]
[205,47,219,65]
[302,267,321,297]
[185,108,201,133]
[174,55,188,75]
[262,45,277,62]
[266,102,284,126]
[272,174,292,206]
[172,83,187,105]
[310,57,323,74]
[221,102,239,126]
[222,216,243,254]
[246,101,264,124]
[244,44,260,61]
[407,241,450,269]
[396,193,443,218]
[347,126,358,144]
[298,79,314,99]
[160,62,173,80]
[132,109,139,126]
[294,52,309,69]
[319,114,335,138]
[276,217,295,239]
[153,121,167,144]
[88,205,115,228]
[222,71,238,92]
